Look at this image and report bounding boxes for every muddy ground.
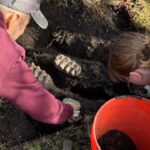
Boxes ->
[0,0,149,149]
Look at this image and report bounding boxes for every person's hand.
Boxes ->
[54,54,81,77]
[63,98,82,123]
[63,97,81,111]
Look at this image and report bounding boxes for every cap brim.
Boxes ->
[31,10,48,29]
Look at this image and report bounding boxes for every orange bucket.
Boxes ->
[90,96,150,150]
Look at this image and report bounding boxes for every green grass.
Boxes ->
[129,0,150,31]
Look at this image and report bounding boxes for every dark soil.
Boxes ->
[98,129,137,150]
[0,0,149,149]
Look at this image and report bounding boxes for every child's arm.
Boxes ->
[0,56,74,124]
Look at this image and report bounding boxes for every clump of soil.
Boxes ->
[98,129,137,150]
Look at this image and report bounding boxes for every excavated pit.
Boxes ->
[0,0,149,149]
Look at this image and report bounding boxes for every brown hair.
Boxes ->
[108,32,150,82]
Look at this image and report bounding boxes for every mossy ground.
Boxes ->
[11,123,91,150]
[126,0,150,32]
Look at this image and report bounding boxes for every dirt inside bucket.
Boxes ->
[98,129,137,150]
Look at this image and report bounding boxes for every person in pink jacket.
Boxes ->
[0,0,78,124]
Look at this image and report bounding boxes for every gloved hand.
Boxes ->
[54,54,81,77]
[63,98,82,123]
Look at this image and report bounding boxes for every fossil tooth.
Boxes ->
[75,66,82,76]
[59,57,71,70]
[30,62,55,90]
[65,62,73,73]
[71,70,76,76]
[54,54,82,77]
[54,54,64,65]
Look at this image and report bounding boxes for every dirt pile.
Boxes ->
[98,129,137,150]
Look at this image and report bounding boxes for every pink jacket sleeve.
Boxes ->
[0,56,74,124]
[0,12,73,124]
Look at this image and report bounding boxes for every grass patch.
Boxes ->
[128,0,150,31]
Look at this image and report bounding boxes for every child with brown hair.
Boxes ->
[108,32,150,86]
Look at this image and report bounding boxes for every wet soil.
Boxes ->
[98,130,137,150]
[0,0,149,149]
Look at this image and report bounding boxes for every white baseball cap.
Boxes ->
[0,0,48,29]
